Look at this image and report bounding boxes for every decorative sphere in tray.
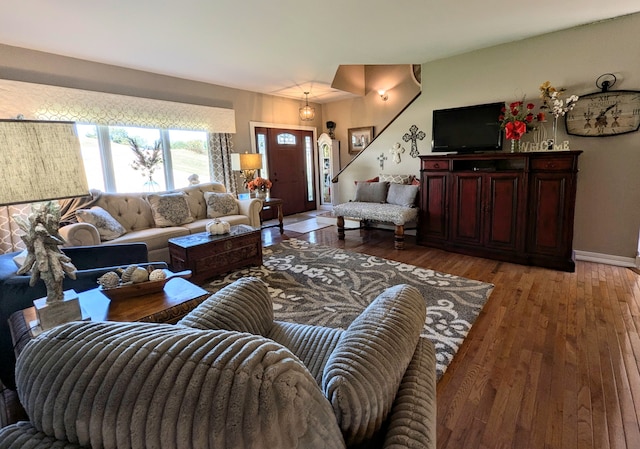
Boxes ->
[97,265,192,300]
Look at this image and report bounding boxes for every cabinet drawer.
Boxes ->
[530,156,575,171]
[421,159,449,171]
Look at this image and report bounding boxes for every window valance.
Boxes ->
[0,79,236,133]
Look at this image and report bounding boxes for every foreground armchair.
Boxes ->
[0,277,436,449]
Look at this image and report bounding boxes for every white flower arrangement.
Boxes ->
[551,92,579,118]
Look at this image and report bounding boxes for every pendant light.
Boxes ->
[299,92,315,121]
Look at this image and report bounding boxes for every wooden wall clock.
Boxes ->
[565,90,640,137]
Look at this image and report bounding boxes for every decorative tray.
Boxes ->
[98,269,192,300]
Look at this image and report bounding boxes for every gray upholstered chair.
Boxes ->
[0,277,436,449]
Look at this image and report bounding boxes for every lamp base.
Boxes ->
[33,290,82,331]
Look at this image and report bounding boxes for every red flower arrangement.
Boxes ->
[499,101,545,141]
[247,176,272,192]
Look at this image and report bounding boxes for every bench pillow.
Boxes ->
[378,173,414,185]
[386,183,419,208]
[353,181,389,203]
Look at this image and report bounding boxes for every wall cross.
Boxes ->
[402,125,426,157]
[377,153,388,170]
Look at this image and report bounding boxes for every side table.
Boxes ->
[9,277,209,359]
[260,197,284,234]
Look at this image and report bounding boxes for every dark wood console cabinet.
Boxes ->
[418,151,581,271]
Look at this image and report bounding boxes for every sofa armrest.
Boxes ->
[59,222,101,247]
[383,337,437,449]
[237,198,263,228]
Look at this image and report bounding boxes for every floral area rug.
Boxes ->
[204,238,494,379]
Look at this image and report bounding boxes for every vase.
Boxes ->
[510,139,520,153]
[551,116,559,150]
[255,190,267,200]
[532,121,548,150]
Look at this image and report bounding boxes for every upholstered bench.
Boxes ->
[333,181,419,249]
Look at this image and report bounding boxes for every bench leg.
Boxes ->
[394,225,405,250]
[337,216,345,240]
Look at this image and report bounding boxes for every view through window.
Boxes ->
[75,124,209,192]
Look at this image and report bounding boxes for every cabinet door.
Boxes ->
[419,171,449,241]
[527,172,573,257]
[484,172,523,251]
[451,173,484,246]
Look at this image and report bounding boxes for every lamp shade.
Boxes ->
[0,120,89,205]
[231,152,263,171]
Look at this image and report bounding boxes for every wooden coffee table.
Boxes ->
[168,225,263,284]
[9,277,209,358]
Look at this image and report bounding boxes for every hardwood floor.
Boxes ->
[263,225,640,449]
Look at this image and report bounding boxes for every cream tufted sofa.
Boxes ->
[59,183,262,263]
[0,277,436,449]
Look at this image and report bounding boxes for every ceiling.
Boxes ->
[1,1,638,103]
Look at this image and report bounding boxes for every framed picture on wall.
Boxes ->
[348,126,374,154]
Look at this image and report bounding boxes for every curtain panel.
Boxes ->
[208,133,238,195]
[0,205,30,254]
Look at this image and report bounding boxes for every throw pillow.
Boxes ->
[321,284,426,446]
[204,192,239,218]
[378,173,414,184]
[386,183,419,207]
[147,192,194,227]
[353,181,389,203]
[76,206,126,241]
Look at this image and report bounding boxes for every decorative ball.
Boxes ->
[149,269,167,281]
[130,267,149,283]
[97,271,120,289]
[206,219,231,235]
[120,264,139,283]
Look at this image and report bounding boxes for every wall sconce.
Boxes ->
[299,92,315,121]
[231,152,263,188]
[378,90,389,101]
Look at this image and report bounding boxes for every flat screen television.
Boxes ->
[432,102,504,153]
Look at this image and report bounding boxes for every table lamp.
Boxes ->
[0,119,89,330]
[231,152,263,188]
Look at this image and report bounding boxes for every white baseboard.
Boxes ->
[574,250,637,268]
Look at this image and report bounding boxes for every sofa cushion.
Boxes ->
[75,206,127,241]
[179,276,274,335]
[103,227,189,251]
[321,284,426,446]
[386,183,419,207]
[204,192,239,218]
[147,192,195,227]
[15,321,345,449]
[353,182,389,203]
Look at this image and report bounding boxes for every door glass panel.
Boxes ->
[276,133,296,145]
[305,135,314,202]
[76,124,105,191]
[168,130,209,188]
[110,126,164,192]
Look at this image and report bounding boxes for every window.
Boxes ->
[110,126,165,192]
[168,130,210,188]
[76,124,211,193]
[76,124,105,191]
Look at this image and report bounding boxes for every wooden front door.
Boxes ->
[256,127,316,216]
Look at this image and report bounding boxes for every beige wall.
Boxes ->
[0,43,324,152]
[338,13,640,260]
